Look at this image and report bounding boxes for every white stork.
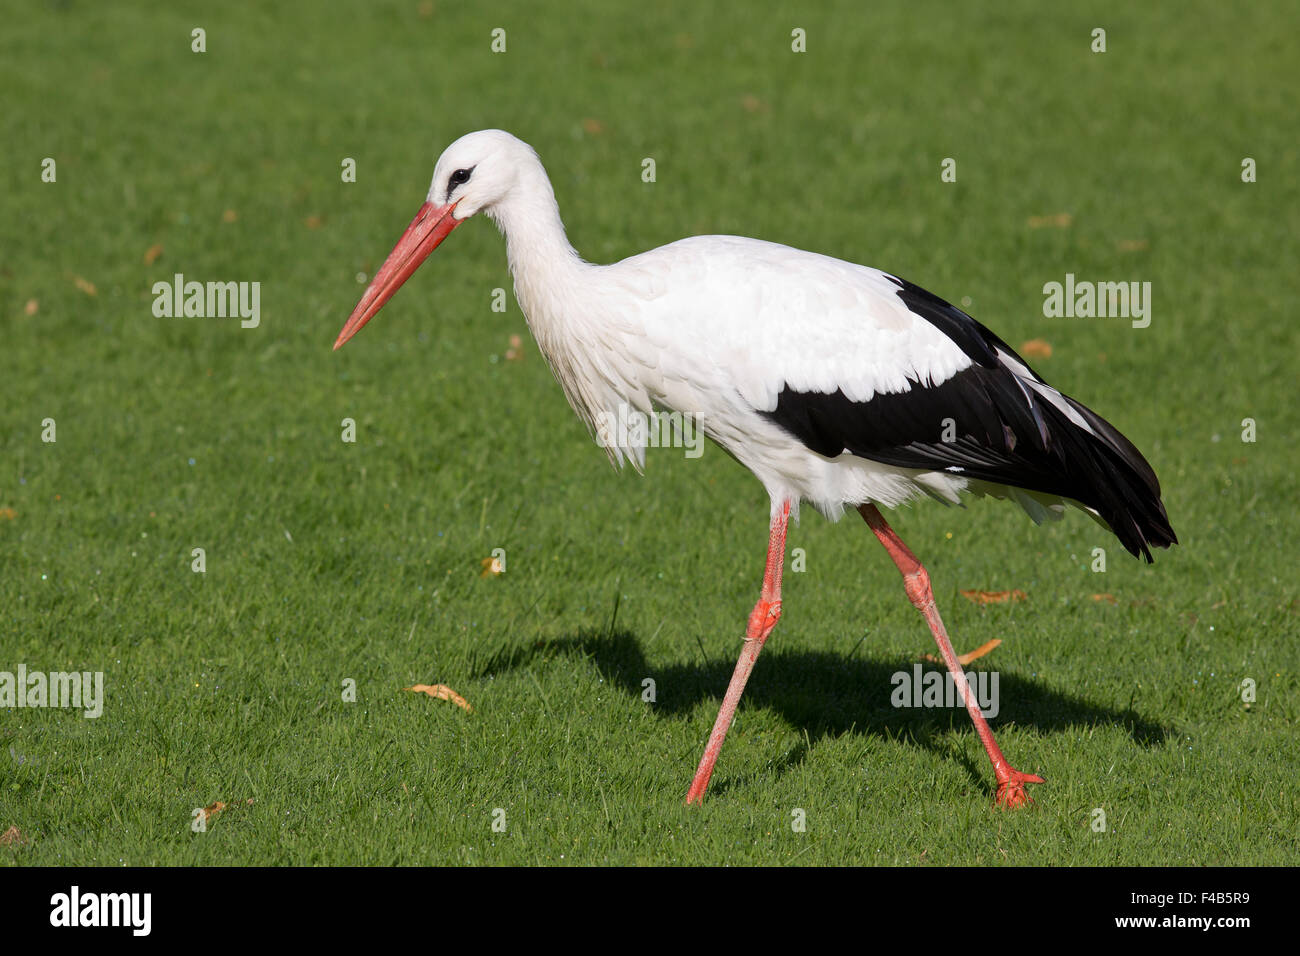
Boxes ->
[334,130,1177,808]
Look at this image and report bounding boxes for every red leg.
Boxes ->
[858,503,1044,807]
[685,500,791,804]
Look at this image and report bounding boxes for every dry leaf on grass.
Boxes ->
[960,589,1027,604]
[143,243,163,265]
[504,333,524,361]
[222,209,238,223]
[922,637,1002,666]
[1027,212,1072,229]
[73,275,97,296]
[24,299,38,316]
[957,638,1002,665]
[0,507,16,520]
[581,118,605,135]
[1019,339,1053,358]
[1,826,27,846]
[1116,238,1149,252]
[200,798,253,826]
[1090,593,1118,605]
[480,555,503,577]
[405,684,474,713]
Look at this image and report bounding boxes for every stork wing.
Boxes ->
[616,236,1175,560]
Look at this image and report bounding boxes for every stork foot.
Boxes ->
[994,768,1045,808]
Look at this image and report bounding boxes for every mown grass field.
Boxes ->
[1,1,1297,865]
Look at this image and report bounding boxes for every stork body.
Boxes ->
[335,130,1176,807]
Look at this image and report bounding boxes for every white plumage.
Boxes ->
[423,134,977,515]
[454,132,1072,524]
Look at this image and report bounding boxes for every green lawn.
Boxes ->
[1,1,1297,865]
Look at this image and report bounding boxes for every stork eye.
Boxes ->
[449,167,473,188]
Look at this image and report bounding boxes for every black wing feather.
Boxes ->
[761,277,1178,562]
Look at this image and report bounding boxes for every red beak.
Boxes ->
[334,200,462,350]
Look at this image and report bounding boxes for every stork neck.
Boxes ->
[492,163,590,324]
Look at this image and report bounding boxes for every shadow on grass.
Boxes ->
[470,628,1174,793]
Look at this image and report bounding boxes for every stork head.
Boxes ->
[334,129,531,350]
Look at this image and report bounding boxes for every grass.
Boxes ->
[1,0,1297,865]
